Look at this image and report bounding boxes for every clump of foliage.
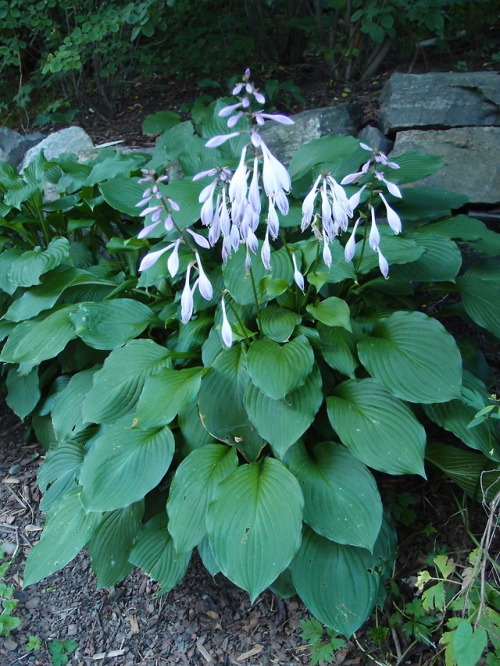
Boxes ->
[0,72,499,641]
[0,547,21,637]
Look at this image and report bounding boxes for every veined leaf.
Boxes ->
[207,458,304,602]
[318,323,358,379]
[83,340,172,424]
[7,237,70,288]
[80,420,175,511]
[247,335,315,400]
[290,523,393,635]
[24,487,101,586]
[327,378,427,476]
[244,365,324,458]
[258,306,301,343]
[306,296,351,330]
[70,299,155,350]
[87,501,144,588]
[289,136,366,182]
[198,344,264,461]
[286,441,382,550]
[6,365,40,420]
[0,305,78,365]
[51,368,96,442]
[129,514,191,595]
[357,310,462,403]
[38,440,85,513]
[167,444,238,553]
[135,367,206,429]
[457,259,500,339]
[99,177,144,216]
[391,233,462,283]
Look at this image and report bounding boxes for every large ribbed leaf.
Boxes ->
[135,367,206,429]
[167,444,238,553]
[83,340,172,424]
[198,344,264,461]
[0,305,78,364]
[286,441,382,550]
[306,296,351,330]
[290,524,392,635]
[87,501,144,588]
[99,177,144,216]
[318,323,358,379]
[244,365,323,458]
[24,487,101,586]
[258,306,301,343]
[288,135,366,181]
[222,245,269,306]
[70,299,155,350]
[426,442,500,503]
[5,365,40,420]
[247,335,314,400]
[423,215,500,257]
[391,233,462,282]
[80,420,175,511]
[38,441,85,513]
[357,311,462,403]
[424,371,500,461]
[129,514,191,595]
[51,369,95,441]
[457,259,500,339]
[207,458,303,602]
[7,237,70,288]
[327,379,426,476]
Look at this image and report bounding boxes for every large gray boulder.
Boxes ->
[0,128,45,167]
[390,126,500,204]
[379,72,500,134]
[20,126,94,171]
[259,104,363,164]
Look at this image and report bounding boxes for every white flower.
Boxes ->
[220,297,233,348]
[379,192,402,234]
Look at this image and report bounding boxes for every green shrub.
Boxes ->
[0,72,499,638]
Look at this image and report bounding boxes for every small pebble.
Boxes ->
[4,637,18,651]
[8,464,21,474]
[26,596,40,609]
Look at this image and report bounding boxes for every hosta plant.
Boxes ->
[1,71,499,637]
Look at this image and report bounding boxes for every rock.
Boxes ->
[357,125,393,153]
[390,126,500,204]
[20,126,94,171]
[259,104,363,164]
[0,128,45,167]
[379,72,500,134]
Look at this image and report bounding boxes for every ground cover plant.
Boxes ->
[0,71,499,650]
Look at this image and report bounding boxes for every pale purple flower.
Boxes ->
[344,218,361,262]
[261,230,271,270]
[253,112,295,126]
[219,102,243,117]
[139,245,171,272]
[369,206,381,251]
[301,174,321,230]
[348,184,367,210]
[322,233,332,268]
[186,228,211,249]
[138,218,163,239]
[220,297,233,348]
[181,263,194,323]
[205,132,241,148]
[260,140,291,202]
[167,240,181,277]
[375,172,402,198]
[292,253,305,292]
[379,192,402,234]
[195,253,213,300]
[228,145,248,206]
[377,248,389,278]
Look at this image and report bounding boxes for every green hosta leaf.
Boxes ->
[135,367,206,429]
[70,299,155,350]
[6,365,40,420]
[24,487,101,586]
[197,535,220,576]
[87,501,144,588]
[426,442,500,503]
[391,233,462,282]
[51,369,95,441]
[395,187,468,223]
[80,421,175,511]
[99,177,144,216]
[306,297,351,330]
[207,458,304,602]
[247,335,315,400]
[160,179,205,230]
[286,441,382,550]
[7,237,70,288]
[290,525,388,635]
[223,245,269,306]
[389,152,444,184]
[457,259,500,338]
[83,340,172,424]
[356,232,424,274]
[423,215,500,257]
[0,248,23,294]
[258,306,301,343]
[167,444,238,553]
[289,136,366,182]
[198,345,264,461]
[0,305,78,365]
[307,239,357,287]
[38,440,85,513]
[178,400,213,455]
[129,514,191,595]
[357,311,462,403]
[244,365,324,458]
[85,152,146,186]
[327,379,426,476]
[424,371,500,461]
[318,323,358,379]
[142,110,182,134]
